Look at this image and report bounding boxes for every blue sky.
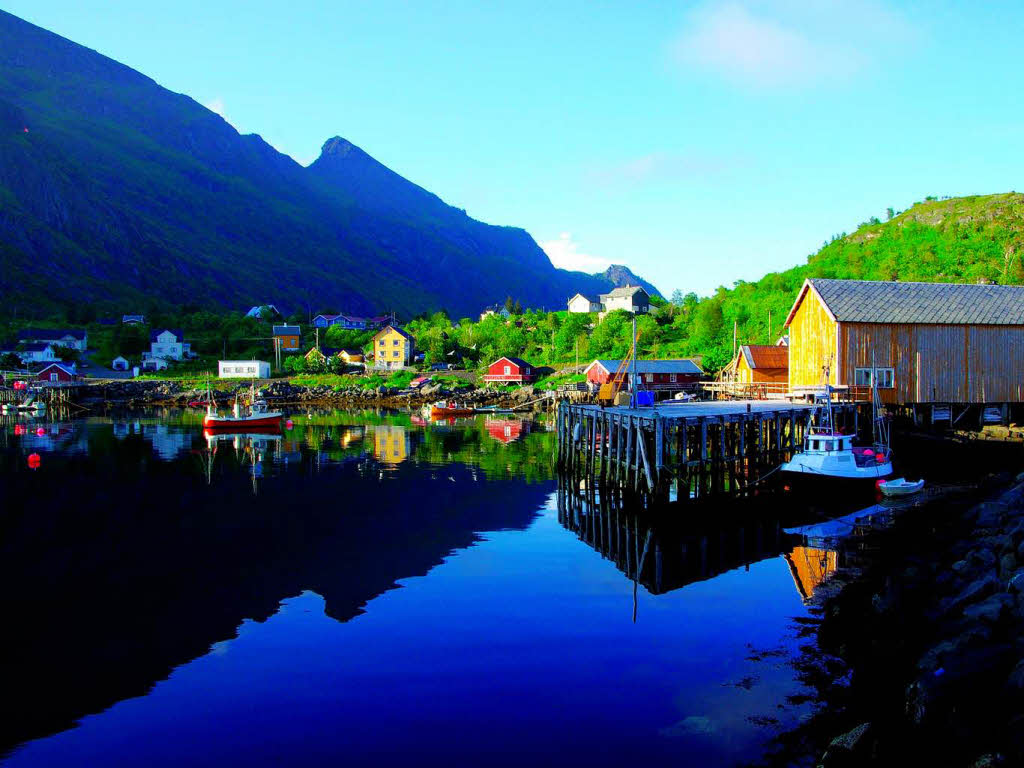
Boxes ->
[5,1,1023,296]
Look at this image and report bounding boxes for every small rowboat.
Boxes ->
[430,401,475,418]
[878,477,924,497]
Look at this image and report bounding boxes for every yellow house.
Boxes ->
[372,325,415,369]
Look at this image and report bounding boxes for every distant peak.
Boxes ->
[319,136,363,159]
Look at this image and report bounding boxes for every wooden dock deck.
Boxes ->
[556,399,859,499]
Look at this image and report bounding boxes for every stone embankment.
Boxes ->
[80,379,546,410]
[811,478,1024,767]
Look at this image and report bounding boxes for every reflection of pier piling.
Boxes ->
[556,480,788,595]
[556,399,857,499]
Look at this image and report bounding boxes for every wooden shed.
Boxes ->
[731,345,789,384]
[482,356,535,384]
[785,278,1024,404]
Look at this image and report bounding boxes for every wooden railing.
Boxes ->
[702,382,874,403]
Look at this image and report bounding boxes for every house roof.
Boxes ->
[600,285,649,300]
[37,362,75,375]
[587,358,703,375]
[246,304,280,318]
[568,293,599,303]
[19,328,86,341]
[741,345,789,370]
[372,324,414,342]
[492,356,531,368]
[20,342,54,352]
[150,328,184,342]
[273,325,301,335]
[786,278,1024,327]
[313,313,342,321]
[340,348,363,356]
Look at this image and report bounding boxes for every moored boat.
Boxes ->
[202,380,282,430]
[878,477,925,497]
[781,381,892,483]
[429,401,475,418]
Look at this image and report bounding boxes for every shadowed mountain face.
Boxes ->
[0,423,550,756]
[0,10,643,318]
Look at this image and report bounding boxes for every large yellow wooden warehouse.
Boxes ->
[785,278,1024,404]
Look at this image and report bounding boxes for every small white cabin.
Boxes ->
[219,360,271,379]
[112,356,129,371]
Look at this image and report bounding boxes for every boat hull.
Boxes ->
[203,415,282,430]
[430,407,475,418]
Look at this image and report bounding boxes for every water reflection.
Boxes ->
[0,411,555,757]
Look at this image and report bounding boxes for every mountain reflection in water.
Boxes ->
[0,408,878,768]
[0,411,552,757]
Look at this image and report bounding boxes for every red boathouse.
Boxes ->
[482,357,535,384]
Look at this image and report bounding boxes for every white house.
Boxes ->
[599,285,650,314]
[112,356,130,371]
[145,329,190,362]
[141,357,169,372]
[219,360,271,379]
[567,293,603,313]
[18,328,88,351]
[18,343,60,363]
[479,305,513,321]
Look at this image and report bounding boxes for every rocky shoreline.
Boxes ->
[79,379,544,410]
[760,473,1024,767]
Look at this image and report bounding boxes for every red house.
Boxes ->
[36,362,78,384]
[482,357,535,384]
[584,359,702,392]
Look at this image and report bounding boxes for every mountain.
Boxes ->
[668,192,1024,370]
[595,264,662,298]
[0,10,647,319]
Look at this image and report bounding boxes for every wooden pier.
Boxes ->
[556,399,857,500]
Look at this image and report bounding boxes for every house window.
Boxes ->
[669,374,677,383]
[50,373,58,382]
[524,367,530,375]
[379,340,386,346]
[854,367,895,388]
[393,339,399,346]
[503,365,511,375]
[645,373,653,383]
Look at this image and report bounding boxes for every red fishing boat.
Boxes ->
[203,381,283,430]
[428,400,475,418]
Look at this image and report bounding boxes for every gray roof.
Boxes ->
[600,285,648,299]
[804,279,1024,325]
[592,359,702,375]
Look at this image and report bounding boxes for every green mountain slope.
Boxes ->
[666,193,1024,370]
[0,10,644,319]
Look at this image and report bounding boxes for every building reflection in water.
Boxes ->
[485,417,529,445]
[373,424,411,465]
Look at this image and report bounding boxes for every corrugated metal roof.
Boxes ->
[592,359,702,375]
[273,325,301,335]
[807,279,1024,325]
[741,345,789,369]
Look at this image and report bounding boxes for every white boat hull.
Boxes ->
[781,452,892,481]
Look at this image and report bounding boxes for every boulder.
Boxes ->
[963,593,1014,624]
[1008,570,1024,594]
[944,574,1001,615]
[1001,553,1018,579]
[968,548,999,570]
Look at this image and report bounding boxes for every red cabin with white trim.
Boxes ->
[482,357,535,384]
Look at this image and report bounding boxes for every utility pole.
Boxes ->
[768,310,772,344]
[315,327,319,350]
[733,320,738,356]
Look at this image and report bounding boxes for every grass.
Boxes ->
[534,372,586,390]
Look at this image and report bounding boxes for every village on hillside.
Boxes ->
[4,278,1024,431]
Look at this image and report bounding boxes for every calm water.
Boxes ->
[0,408,886,767]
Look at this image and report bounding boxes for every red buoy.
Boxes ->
[27,453,41,469]
[285,420,293,430]
[35,427,45,437]
[14,424,25,436]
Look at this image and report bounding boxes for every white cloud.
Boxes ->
[539,232,611,273]
[672,1,915,88]
[204,97,227,117]
[587,151,739,189]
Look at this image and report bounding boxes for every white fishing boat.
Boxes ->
[781,380,892,483]
[878,477,924,497]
